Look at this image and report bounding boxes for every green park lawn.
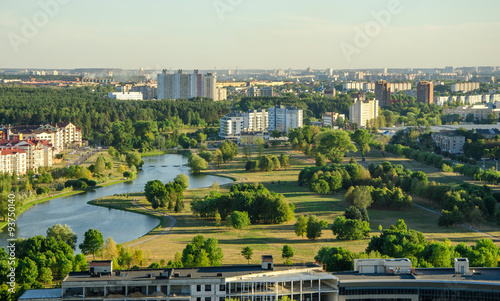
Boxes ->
[90,146,500,267]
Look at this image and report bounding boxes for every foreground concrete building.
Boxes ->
[20,257,500,301]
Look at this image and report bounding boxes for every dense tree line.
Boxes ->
[316,219,500,272]
[0,226,87,299]
[0,86,230,144]
[245,154,290,172]
[191,183,294,224]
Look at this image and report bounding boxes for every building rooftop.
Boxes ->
[334,268,500,283]
[64,264,322,283]
[19,288,61,299]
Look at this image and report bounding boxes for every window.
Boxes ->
[197,285,202,292]
[205,285,212,292]
[220,285,226,291]
[205,297,211,301]
[197,298,201,301]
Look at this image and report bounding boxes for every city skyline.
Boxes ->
[1,0,499,70]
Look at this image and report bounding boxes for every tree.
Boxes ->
[470,206,485,227]
[79,228,104,259]
[126,151,144,168]
[102,237,118,259]
[214,149,224,167]
[151,196,160,209]
[226,211,251,230]
[188,154,208,174]
[241,246,253,264]
[315,154,326,167]
[294,215,308,238]
[144,180,167,206]
[46,224,77,250]
[306,215,328,240]
[279,154,290,170]
[315,247,354,272]
[315,130,357,163]
[351,129,374,157]
[282,245,294,260]
[346,186,373,209]
[174,174,190,190]
[219,140,238,162]
[255,138,265,157]
[94,156,106,174]
[16,258,38,285]
[181,235,223,267]
[331,216,371,240]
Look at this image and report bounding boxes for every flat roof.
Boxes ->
[64,264,321,283]
[334,268,500,284]
[19,289,62,299]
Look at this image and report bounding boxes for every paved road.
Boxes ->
[127,200,177,247]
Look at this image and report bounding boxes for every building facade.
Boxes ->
[219,111,245,138]
[431,131,466,154]
[157,70,223,100]
[417,81,434,104]
[268,106,303,133]
[451,82,480,92]
[0,147,27,175]
[321,112,345,127]
[375,80,391,106]
[349,100,379,128]
[244,110,268,132]
[107,92,144,100]
[443,105,500,122]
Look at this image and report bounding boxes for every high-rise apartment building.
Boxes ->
[244,110,268,132]
[219,111,245,138]
[157,70,224,100]
[349,99,379,128]
[375,80,391,106]
[417,81,434,104]
[268,106,303,132]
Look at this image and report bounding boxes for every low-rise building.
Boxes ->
[21,257,339,301]
[443,105,500,122]
[0,147,27,175]
[219,111,245,139]
[431,131,466,154]
[107,91,144,100]
[321,112,345,127]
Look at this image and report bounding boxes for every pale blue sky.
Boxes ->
[1,0,499,70]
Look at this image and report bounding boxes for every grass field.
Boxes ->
[90,146,500,266]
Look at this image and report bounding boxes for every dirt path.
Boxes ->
[127,200,177,247]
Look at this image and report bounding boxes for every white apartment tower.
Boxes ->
[219,111,245,138]
[244,110,268,132]
[268,106,303,132]
[349,99,379,128]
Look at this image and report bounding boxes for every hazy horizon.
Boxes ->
[1,0,499,70]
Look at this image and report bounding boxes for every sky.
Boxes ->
[0,0,499,70]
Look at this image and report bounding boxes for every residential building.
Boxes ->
[157,70,219,100]
[431,131,466,154]
[40,122,82,148]
[451,82,480,93]
[244,110,268,132]
[443,105,500,122]
[390,82,412,92]
[215,87,227,101]
[107,92,144,100]
[268,106,303,132]
[417,81,433,104]
[247,86,261,97]
[20,129,63,153]
[375,80,391,106]
[321,112,345,127]
[260,87,274,97]
[0,147,27,175]
[219,111,245,138]
[349,99,379,128]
